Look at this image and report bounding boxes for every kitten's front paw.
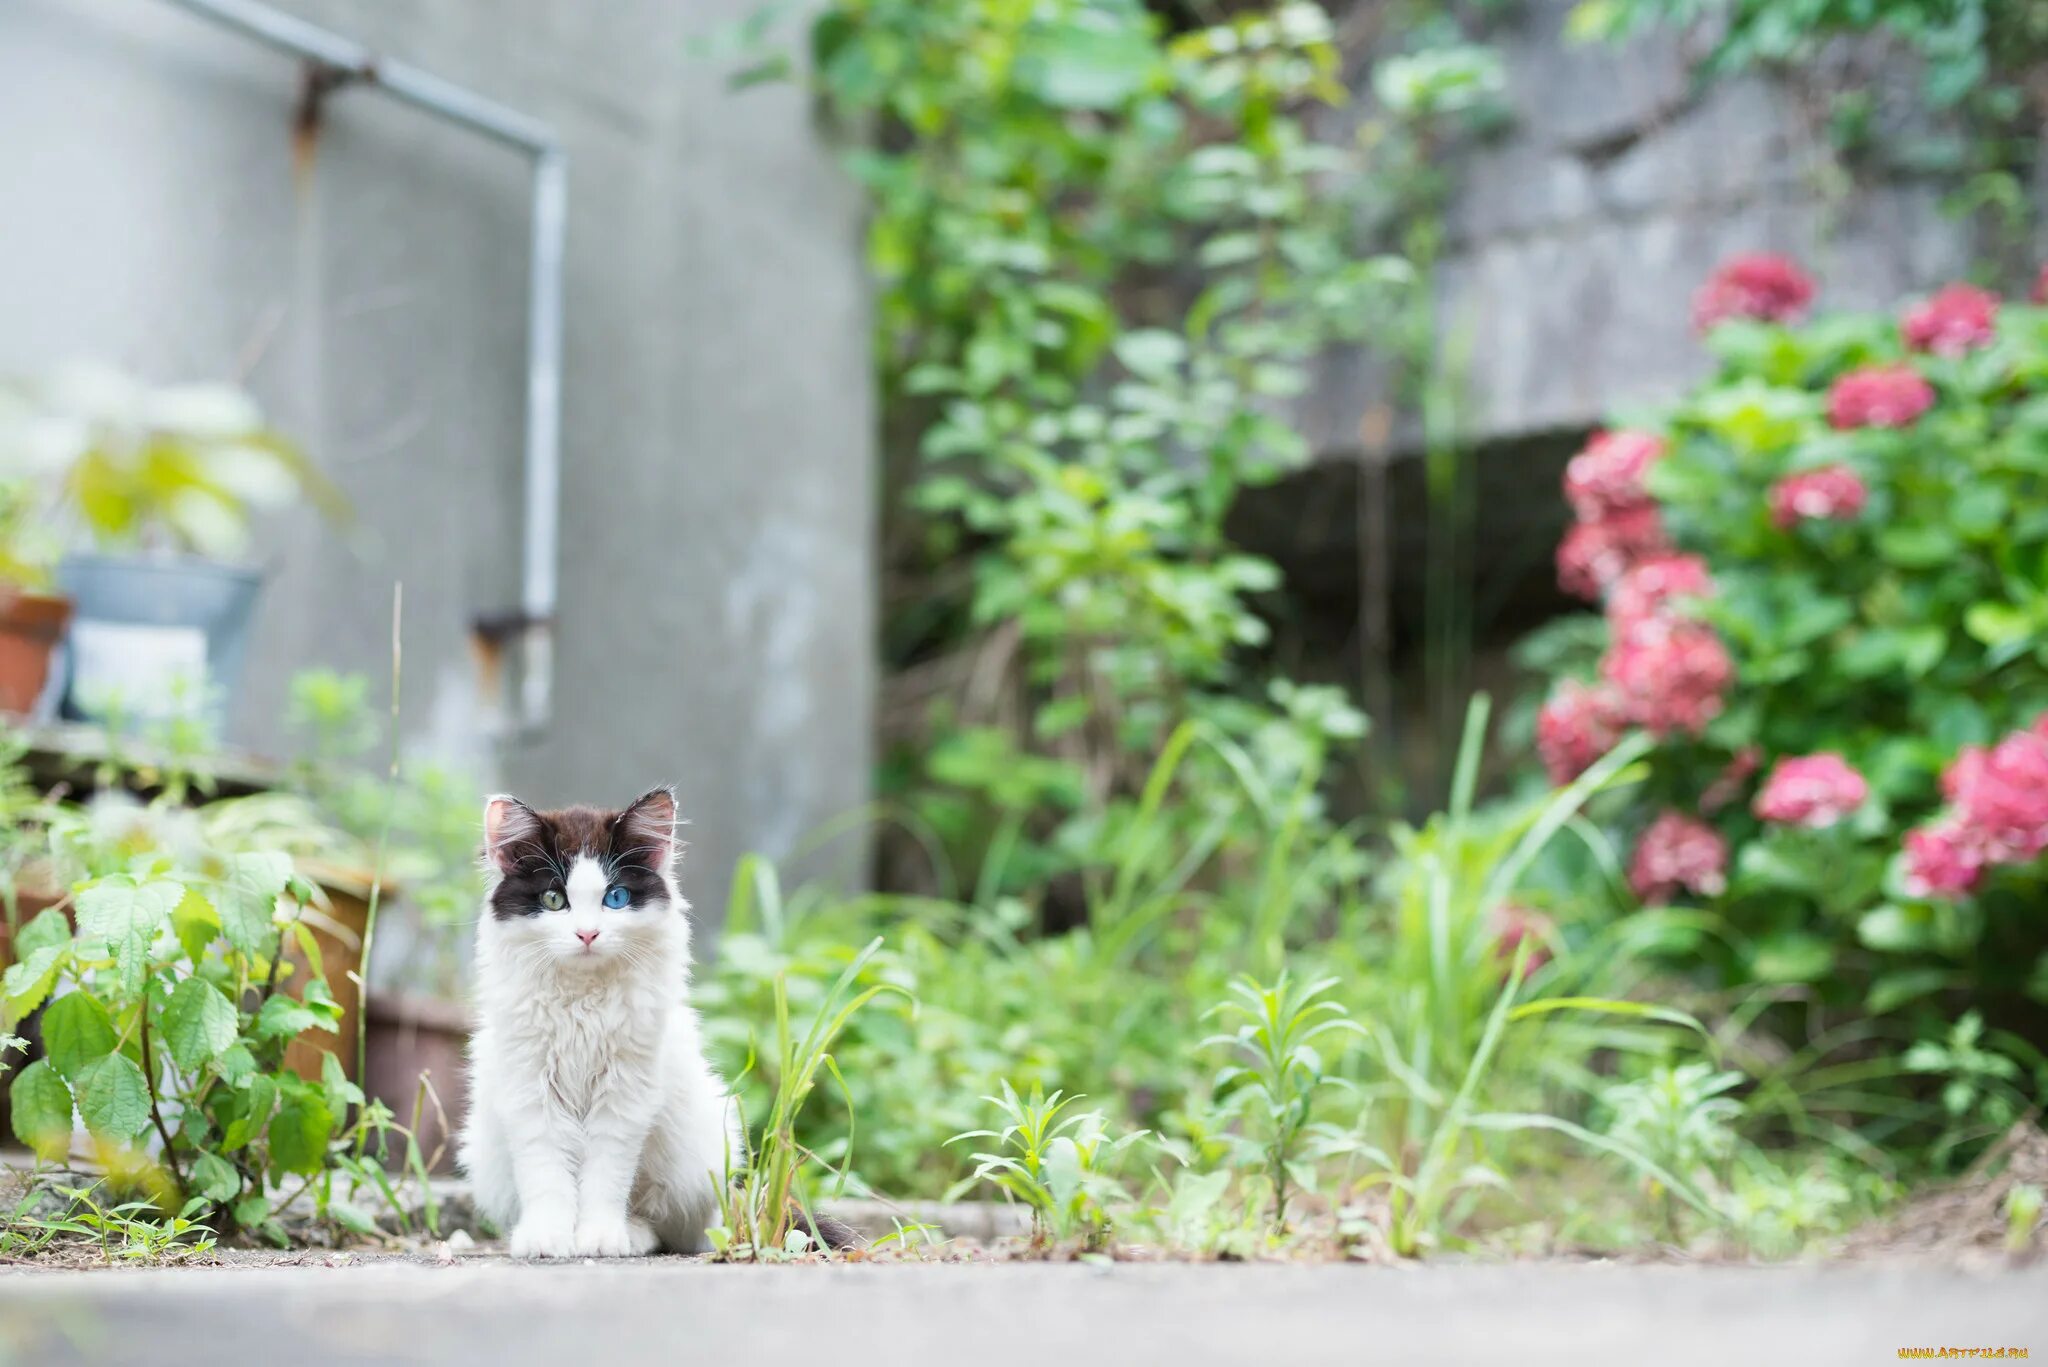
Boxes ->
[508,1209,578,1259]
[575,1215,660,1258]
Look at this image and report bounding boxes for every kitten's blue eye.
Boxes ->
[603,885,631,909]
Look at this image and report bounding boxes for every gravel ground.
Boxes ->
[0,1257,2042,1367]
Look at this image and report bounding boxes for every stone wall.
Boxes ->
[1301,0,1985,459]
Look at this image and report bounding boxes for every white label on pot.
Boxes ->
[68,621,209,723]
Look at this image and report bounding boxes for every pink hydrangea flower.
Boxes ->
[1488,903,1556,977]
[1629,811,1729,904]
[1901,284,2000,357]
[1902,722,2048,900]
[1557,505,1670,601]
[1692,254,1816,332]
[1941,729,2048,864]
[1563,430,1666,521]
[1827,364,1935,430]
[1753,753,1870,829]
[1903,819,1985,900]
[1770,464,1869,530]
[1536,680,1629,786]
[1606,553,1715,633]
[1601,615,1734,736]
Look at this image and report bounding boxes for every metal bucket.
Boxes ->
[56,553,263,734]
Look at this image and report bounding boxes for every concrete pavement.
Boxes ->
[0,1259,2042,1367]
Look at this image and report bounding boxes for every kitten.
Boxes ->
[459,787,737,1257]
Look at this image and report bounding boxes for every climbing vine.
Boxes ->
[701,0,1511,891]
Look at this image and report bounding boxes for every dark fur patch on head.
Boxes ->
[484,789,678,920]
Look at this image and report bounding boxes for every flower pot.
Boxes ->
[56,552,262,732]
[279,872,373,1090]
[363,992,470,1171]
[0,590,70,719]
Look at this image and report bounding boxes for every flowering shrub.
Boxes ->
[1527,261,2048,1030]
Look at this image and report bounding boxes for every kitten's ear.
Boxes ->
[482,795,541,874]
[618,786,679,872]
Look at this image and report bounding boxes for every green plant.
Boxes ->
[2,806,421,1244]
[1202,973,1367,1229]
[0,363,341,558]
[694,1,1511,897]
[1715,1149,1875,1258]
[1599,1061,1744,1238]
[1903,1012,2039,1166]
[712,937,906,1259]
[2004,1180,2043,1253]
[700,714,1376,1206]
[949,1082,1147,1250]
[4,1180,218,1265]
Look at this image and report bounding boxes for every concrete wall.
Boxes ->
[0,0,876,921]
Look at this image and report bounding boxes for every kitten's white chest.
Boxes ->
[510,972,665,1117]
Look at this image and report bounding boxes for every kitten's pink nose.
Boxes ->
[575,929,600,948]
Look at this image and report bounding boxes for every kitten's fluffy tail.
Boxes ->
[788,1199,864,1252]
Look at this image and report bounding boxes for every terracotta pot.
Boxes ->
[0,590,70,717]
[363,991,470,1171]
[279,873,373,1088]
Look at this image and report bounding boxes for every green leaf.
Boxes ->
[14,906,72,958]
[1113,328,1187,380]
[217,853,293,957]
[1859,904,1933,953]
[1015,17,1160,111]
[73,1053,150,1142]
[171,887,221,964]
[1896,625,1947,676]
[1642,450,1722,505]
[215,1043,257,1086]
[255,994,325,1042]
[1868,969,1955,1014]
[188,1151,241,1204]
[161,977,239,1071]
[320,1049,365,1111]
[221,1074,277,1152]
[1748,932,1836,985]
[1964,601,2036,648]
[328,1200,379,1236]
[8,1059,74,1160]
[74,877,182,993]
[1877,525,1959,569]
[268,1093,334,1176]
[40,990,116,1081]
[2,944,65,1023]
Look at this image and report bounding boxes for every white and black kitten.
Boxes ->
[459,788,736,1257]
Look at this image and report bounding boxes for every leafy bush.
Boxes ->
[1523,257,2048,1159]
[2,830,409,1242]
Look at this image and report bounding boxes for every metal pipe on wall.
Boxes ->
[158,0,567,735]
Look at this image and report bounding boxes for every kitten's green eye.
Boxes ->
[540,888,566,911]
